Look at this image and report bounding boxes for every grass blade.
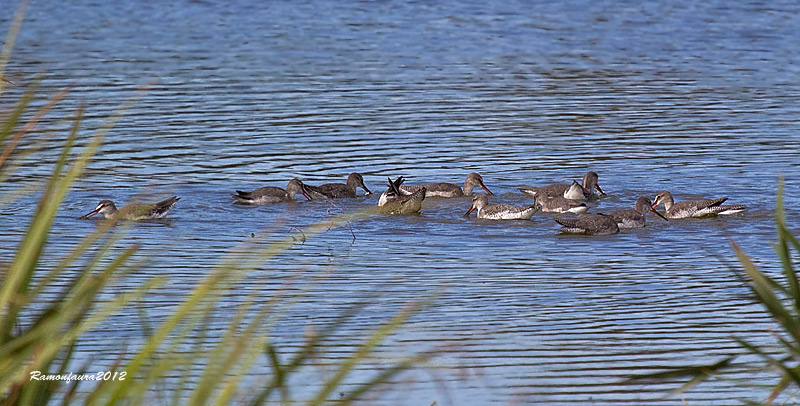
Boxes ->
[734,336,800,394]
[337,351,436,404]
[0,79,37,153]
[0,105,83,344]
[309,297,431,406]
[733,240,800,344]
[0,0,26,97]
[773,179,800,312]
[0,87,69,170]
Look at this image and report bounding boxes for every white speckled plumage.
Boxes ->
[464,194,539,220]
[652,190,747,219]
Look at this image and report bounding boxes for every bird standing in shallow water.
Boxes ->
[607,197,668,228]
[651,190,747,219]
[400,172,493,198]
[78,196,180,220]
[303,172,371,199]
[464,194,539,220]
[554,213,619,235]
[231,178,310,204]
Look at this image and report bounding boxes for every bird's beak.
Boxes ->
[463,206,476,218]
[650,206,668,221]
[595,183,606,196]
[78,208,100,220]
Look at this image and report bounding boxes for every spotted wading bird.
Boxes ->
[519,171,605,201]
[78,196,180,220]
[607,196,668,228]
[231,178,310,204]
[378,176,426,215]
[651,190,747,219]
[399,172,493,198]
[302,172,371,199]
[554,213,619,235]
[463,193,539,220]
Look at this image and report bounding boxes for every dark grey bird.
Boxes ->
[607,197,668,228]
[399,172,493,198]
[231,178,310,204]
[554,213,620,235]
[303,172,371,199]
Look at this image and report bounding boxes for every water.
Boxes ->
[2,0,800,404]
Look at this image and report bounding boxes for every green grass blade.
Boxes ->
[56,344,85,406]
[0,244,138,387]
[1,86,143,389]
[101,271,228,402]
[0,87,69,170]
[0,0,26,97]
[188,300,253,405]
[337,352,436,404]
[308,298,431,406]
[0,120,54,188]
[0,267,160,395]
[0,105,83,343]
[102,210,375,404]
[0,235,128,364]
[249,301,368,406]
[733,240,800,344]
[626,357,735,382]
[211,304,273,406]
[265,344,287,403]
[0,180,45,209]
[773,179,800,311]
[767,374,791,404]
[213,333,269,406]
[0,79,37,159]
[625,357,735,398]
[170,315,213,406]
[734,336,800,394]
[770,329,800,363]
[28,221,116,300]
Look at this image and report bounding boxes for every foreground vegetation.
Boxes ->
[631,181,800,404]
[0,6,434,405]
[5,2,800,405]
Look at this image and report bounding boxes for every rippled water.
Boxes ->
[3,0,800,404]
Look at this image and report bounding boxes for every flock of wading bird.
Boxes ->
[78,171,748,235]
